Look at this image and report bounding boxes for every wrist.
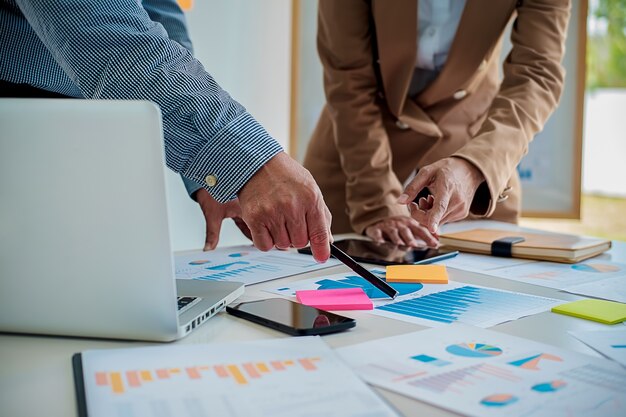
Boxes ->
[451,156,484,189]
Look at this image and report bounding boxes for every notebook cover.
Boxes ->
[440,228,611,263]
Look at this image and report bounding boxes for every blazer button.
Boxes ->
[205,175,218,187]
[395,120,410,130]
[453,90,467,100]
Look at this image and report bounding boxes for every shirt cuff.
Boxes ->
[182,112,284,203]
[181,175,203,199]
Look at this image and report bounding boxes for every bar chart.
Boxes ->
[407,363,522,394]
[375,285,560,327]
[175,246,340,285]
[195,263,282,281]
[94,357,321,394]
[81,338,398,417]
[267,273,560,328]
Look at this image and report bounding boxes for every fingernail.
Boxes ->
[431,222,439,233]
[397,194,410,204]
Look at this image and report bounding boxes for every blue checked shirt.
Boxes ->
[0,0,283,201]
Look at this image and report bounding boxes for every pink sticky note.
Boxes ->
[296,288,373,311]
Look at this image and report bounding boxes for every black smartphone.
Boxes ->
[226,298,356,336]
[298,239,458,266]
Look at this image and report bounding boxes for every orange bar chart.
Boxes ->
[95,357,321,394]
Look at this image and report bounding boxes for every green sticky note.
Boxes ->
[551,299,626,324]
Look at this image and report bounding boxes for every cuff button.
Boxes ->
[205,175,218,187]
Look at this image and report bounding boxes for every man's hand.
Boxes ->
[398,157,485,234]
[365,216,438,247]
[237,152,332,262]
[196,189,251,251]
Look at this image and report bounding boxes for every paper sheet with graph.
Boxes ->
[337,325,626,417]
[569,328,626,368]
[266,270,561,328]
[78,337,398,417]
[443,253,626,290]
[175,245,339,285]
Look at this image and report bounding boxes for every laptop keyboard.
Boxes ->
[177,296,200,314]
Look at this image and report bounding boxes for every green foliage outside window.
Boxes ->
[587,0,626,89]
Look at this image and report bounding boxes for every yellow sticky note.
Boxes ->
[386,265,448,284]
[551,299,626,324]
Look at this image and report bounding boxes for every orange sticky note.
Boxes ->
[385,265,448,284]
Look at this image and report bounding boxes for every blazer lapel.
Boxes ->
[372,0,417,117]
[416,0,517,108]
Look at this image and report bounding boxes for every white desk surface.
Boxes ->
[1,235,625,417]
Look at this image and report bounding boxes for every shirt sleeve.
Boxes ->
[142,0,193,52]
[452,0,570,217]
[15,0,283,203]
[141,0,202,197]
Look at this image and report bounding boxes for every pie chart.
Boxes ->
[480,394,518,407]
[228,252,250,258]
[445,343,503,358]
[532,380,567,393]
[189,260,211,266]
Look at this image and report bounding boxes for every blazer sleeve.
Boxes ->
[317,0,410,234]
[452,0,571,217]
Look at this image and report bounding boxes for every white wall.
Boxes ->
[294,0,324,162]
[582,89,626,198]
[165,0,293,251]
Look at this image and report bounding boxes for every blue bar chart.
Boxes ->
[375,285,560,327]
[195,264,281,281]
[267,272,560,328]
[175,246,340,286]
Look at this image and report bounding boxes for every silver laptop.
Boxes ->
[0,99,243,341]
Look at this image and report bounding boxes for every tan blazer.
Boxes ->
[304,0,570,234]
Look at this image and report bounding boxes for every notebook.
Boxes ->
[0,99,243,341]
[439,228,611,263]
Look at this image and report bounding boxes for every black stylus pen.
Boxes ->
[330,243,398,299]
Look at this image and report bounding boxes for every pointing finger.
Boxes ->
[398,168,433,204]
